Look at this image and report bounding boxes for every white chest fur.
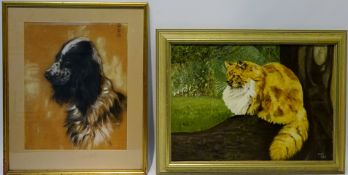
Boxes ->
[222,80,257,115]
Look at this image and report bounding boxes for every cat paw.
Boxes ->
[270,146,287,160]
[269,141,292,160]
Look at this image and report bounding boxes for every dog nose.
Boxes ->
[44,70,52,80]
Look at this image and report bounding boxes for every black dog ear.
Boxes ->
[48,38,104,115]
[69,42,103,115]
[73,64,102,114]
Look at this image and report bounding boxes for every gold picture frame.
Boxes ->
[3,2,147,174]
[157,29,346,174]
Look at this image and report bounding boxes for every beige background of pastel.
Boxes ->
[7,7,144,169]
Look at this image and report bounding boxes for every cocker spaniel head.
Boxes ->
[45,38,103,114]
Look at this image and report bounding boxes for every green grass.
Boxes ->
[171,96,232,133]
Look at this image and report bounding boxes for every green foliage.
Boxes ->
[171,61,214,96]
[170,45,280,133]
[171,45,280,97]
[171,45,215,64]
[171,96,232,133]
[255,45,280,63]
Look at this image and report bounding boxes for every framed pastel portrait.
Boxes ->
[156,29,346,174]
[3,2,147,174]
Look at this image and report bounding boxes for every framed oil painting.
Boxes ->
[3,2,147,174]
[157,30,346,174]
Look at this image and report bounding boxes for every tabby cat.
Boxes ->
[222,60,309,160]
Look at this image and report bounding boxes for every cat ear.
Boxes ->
[237,61,247,69]
[224,61,232,68]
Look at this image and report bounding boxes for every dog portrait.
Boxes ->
[45,38,126,149]
[5,4,147,173]
[24,23,128,149]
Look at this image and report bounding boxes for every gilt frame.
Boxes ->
[156,29,346,174]
[3,2,148,174]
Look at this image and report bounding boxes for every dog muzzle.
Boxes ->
[45,62,71,85]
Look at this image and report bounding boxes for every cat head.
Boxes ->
[224,60,264,88]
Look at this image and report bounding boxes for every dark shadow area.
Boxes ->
[280,45,333,160]
[172,116,281,161]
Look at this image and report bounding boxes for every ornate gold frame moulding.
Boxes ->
[3,2,148,174]
[156,29,346,174]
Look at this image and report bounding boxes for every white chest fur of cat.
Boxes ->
[222,80,256,115]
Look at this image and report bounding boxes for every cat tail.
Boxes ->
[269,107,309,160]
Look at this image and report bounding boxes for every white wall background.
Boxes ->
[1,0,348,174]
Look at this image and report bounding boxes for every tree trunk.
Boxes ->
[280,45,333,160]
